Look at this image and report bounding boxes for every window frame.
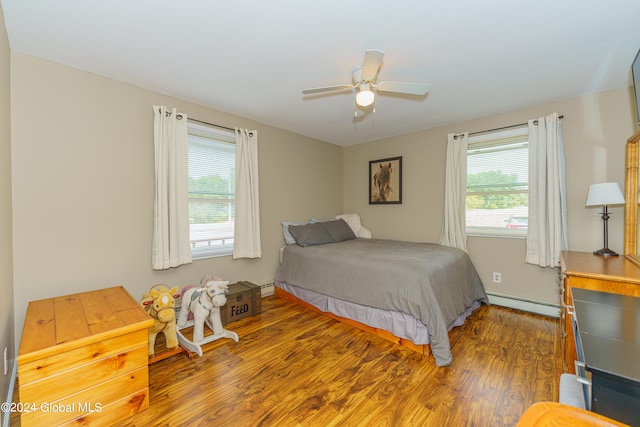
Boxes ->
[465,127,529,239]
[187,121,236,259]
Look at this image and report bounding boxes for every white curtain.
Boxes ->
[233,128,262,259]
[151,105,192,270]
[440,132,468,252]
[526,112,568,267]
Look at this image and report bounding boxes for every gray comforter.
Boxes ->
[275,238,488,366]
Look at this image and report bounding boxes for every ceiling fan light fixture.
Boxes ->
[301,49,429,118]
[356,83,375,107]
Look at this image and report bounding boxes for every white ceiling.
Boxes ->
[2,1,640,146]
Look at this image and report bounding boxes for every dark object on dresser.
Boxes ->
[572,287,640,426]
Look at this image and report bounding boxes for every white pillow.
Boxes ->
[335,213,372,238]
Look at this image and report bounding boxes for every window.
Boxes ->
[466,127,528,237]
[187,122,236,258]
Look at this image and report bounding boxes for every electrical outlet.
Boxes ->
[492,272,502,283]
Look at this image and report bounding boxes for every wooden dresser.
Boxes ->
[560,251,640,374]
[17,286,153,426]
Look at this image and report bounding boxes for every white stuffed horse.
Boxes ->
[177,280,229,343]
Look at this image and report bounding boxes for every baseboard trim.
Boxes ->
[2,360,17,427]
[487,292,560,318]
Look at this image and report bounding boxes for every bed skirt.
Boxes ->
[275,281,482,355]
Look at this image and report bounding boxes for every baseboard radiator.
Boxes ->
[487,292,560,318]
[258,281,274,297]
[261,286,560,317]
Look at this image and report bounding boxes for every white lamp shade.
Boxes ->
[585,182,625,207]
[356,84,375,107]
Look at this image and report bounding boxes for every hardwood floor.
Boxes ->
[11,295,561,426]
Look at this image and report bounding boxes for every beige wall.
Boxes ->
[10,52,343,339]
[0,4,14,414]
[344,87,637,305]
[7,43,638,356]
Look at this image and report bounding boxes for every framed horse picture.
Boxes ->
[369,156,402,204]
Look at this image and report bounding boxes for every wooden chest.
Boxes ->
[220,281,261,325]
[17,286,153,427]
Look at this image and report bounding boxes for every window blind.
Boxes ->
[466,129,529,236]
[187,122,236,258]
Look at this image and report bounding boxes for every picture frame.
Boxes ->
[369,156,402,204]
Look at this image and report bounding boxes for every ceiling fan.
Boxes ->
[302,49,429,117]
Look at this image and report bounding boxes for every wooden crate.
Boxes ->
[220,281,261,325]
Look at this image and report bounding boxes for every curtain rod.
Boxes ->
[187,117,236,132]
[161,107,244,134]
[468,115,564,136]
[188,117,254,137]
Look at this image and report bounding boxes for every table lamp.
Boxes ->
[585,182,625,256]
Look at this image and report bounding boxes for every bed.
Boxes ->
[274,217,489,367]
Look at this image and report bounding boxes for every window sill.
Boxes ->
[466,228,527,239]
[192,245,233,260]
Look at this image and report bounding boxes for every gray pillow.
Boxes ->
[321,219,356,242]
[282,220,305,245]
[288,222,334,247]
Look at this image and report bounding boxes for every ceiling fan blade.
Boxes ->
[376,81,429,96]
[302,84,353,95]
[361,49,385,81]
